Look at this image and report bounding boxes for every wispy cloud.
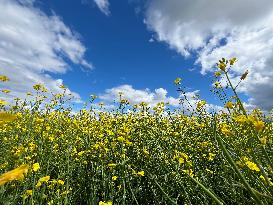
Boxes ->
[82,0,110,16]
[93,0,110,15]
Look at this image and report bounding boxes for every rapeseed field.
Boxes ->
[0,58,272,204]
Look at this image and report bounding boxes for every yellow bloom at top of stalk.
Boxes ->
[0,164,29,186]
[33,84,48,92]
[174,77,182,85]
[229,57,237,66]
[0,75,9,82]
[2,89,11,94]
[217,62,226,71]
[225,101,233,109]
[214,71,221,77]
[197,100,206,109]
[0,99,7,106]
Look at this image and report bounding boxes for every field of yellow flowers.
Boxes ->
[0,58,272,205]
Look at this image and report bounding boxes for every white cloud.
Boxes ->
[145,0,273,110]
[0,0,91,103]
[99,84,180,107]
[99,85,224,113]
[93,0,110,16]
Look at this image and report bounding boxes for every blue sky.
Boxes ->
[1,0,273,111]
[44,0,213,104]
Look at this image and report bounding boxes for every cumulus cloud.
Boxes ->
[0,0,91,103]
[99,84,180,107]
[145,0,273,110]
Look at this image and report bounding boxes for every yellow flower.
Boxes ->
[259,137,267,145]
[21,189,33,199]
[0,164,29,186]
[32,163,40,172]
[47,200,54,205]
[218,62,226,71]
[99,201,112,205]
[174,77,182,85]
[253,120,265,132]
[112,176,118,181]
[117,136,125,142]
[225,101,233,109]
[245,161,260,172]
[229,57,237,66]
[26,189,33,196]
[39,176,50,182]
[0,75,9,82]
[214,71,221,77]
[33,84,48,92]
[182,169,194,177]
[178,157,185,164]
[233,115,247,124]
[197,100,206,109]
[0,99,7,106]
[36,176,50,188]
[208,153,216,161]
[137,171,144,177]
[1,89,11,94]
[78,151,85,157]
[57,179,64,185]
[59,84,66,89]
[107,163,117,168]
[220,124,232,136]
[214,81,221,88]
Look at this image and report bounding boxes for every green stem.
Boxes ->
[188,176,224,205]
[213,117,264,205]
[224,72,247,116]
[128,183,139,205]
[149,174,178,205]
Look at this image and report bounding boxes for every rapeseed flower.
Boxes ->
[174,77,182,85]
[99,201,112,205]
[0,75,9,82]
[137,171,144,177]
[112,176,118,181]
[253,120,265,132]
[0,99,7,106]
[0,164,29,186]
[21,189,33,199]
[36,176,50,188]
[32,163,40,172]
[225,101,233,109]
[2,89,11,94]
